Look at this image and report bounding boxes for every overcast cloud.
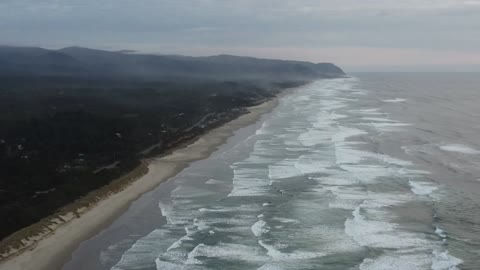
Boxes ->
[1,0,480,71]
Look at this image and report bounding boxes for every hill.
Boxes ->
[0,46,345,242]
[0,46,345,79]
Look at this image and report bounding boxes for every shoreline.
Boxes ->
[0,96,280,270]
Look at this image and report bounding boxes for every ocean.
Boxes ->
[63,73,480,270]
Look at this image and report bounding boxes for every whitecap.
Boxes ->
[171,185,215,198]
[251,220,269,237]
[268,159,303,180]
[298,129,332,146]
[205,178,224,185]
[339,164,401,183]
[294,154,332,175]
[409,180,438,196]
[349,108,385,115]
[359,253,431,270]
[439,144,480,155]
[358,122,411,132]
[431,250,463,270]
[193,217,210,231]
[361,117,397,122]
[112,229,180,270]
[185,243,268,264]
[435,226,447,239]
[257,263,286,270]
[272,217,299,224]
[229,166,270,197]
[258,240,326,261]
[155,259,184,270]
[256,122,271,135]
[332,126,367,142]
[345,207,431,249]
[382,98,406,103]
[311,175,358,186]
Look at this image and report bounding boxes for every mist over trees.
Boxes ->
[0,45,345,240]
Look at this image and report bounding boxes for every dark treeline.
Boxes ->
[0,46,345,240]
[0,46,344,80]
[0,77,304,239]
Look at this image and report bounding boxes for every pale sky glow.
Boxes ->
[2,0,480,71]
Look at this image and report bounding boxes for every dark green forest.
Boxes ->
[0,77,305,239]
[0,46,345,240]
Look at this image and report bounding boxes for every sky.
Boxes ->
[1,0,480,71]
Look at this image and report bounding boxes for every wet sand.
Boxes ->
[0,98,279,270]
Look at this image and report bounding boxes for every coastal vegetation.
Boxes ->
[0,46,345,241]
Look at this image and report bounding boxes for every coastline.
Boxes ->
[0,96,280,270]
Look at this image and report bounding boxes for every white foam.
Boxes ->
[144,78,454,270]
[335,146,412,167]
[294,154,332,175]
[351,91,367,95]
[158,201,175,224]
[256,122,271,135]
[357,121,411,133]
[319,99,347,110]
[272,217,299,224]
[155,259,183,270]
[112,229,179,270]
[251,220,269,237]
[243,155,278,164]
[311,111,347,128]
[184,243,268,264]
[409,181,438,196]
[166,232,192,251]
[324,185,365,210]
[311,175,358,186]
[382,98,406,103]
[432,250,463,270]
[229,166,270,197]
[349,108,385,115]
[361,117,396,122]
[328,202,358,210]
[439,144,480,155]
[285,146,309,152]
[268,159,303,180]
[359,253,431,270]
[193,218,210,231]
[359,194,413,209]
[402,144,448,157]
[435,226,447,239]
[171,185,214,198]
[332,126,367,142]
[298,129,332,146]
[257,264,285,270]
[198,204,258,213]
[205,178,224,184]
[369,122,410,127]
[186,244,204,265]
[100,238,136,266]
[339,164,403,183]
[345,207,430,249]
[334,147,368,165]
[258,240,326,261]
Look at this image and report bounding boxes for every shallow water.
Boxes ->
[63,73,480,270]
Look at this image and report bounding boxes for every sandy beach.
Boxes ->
[0,97,279,270]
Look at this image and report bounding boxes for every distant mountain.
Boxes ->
[0,46,346,80]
